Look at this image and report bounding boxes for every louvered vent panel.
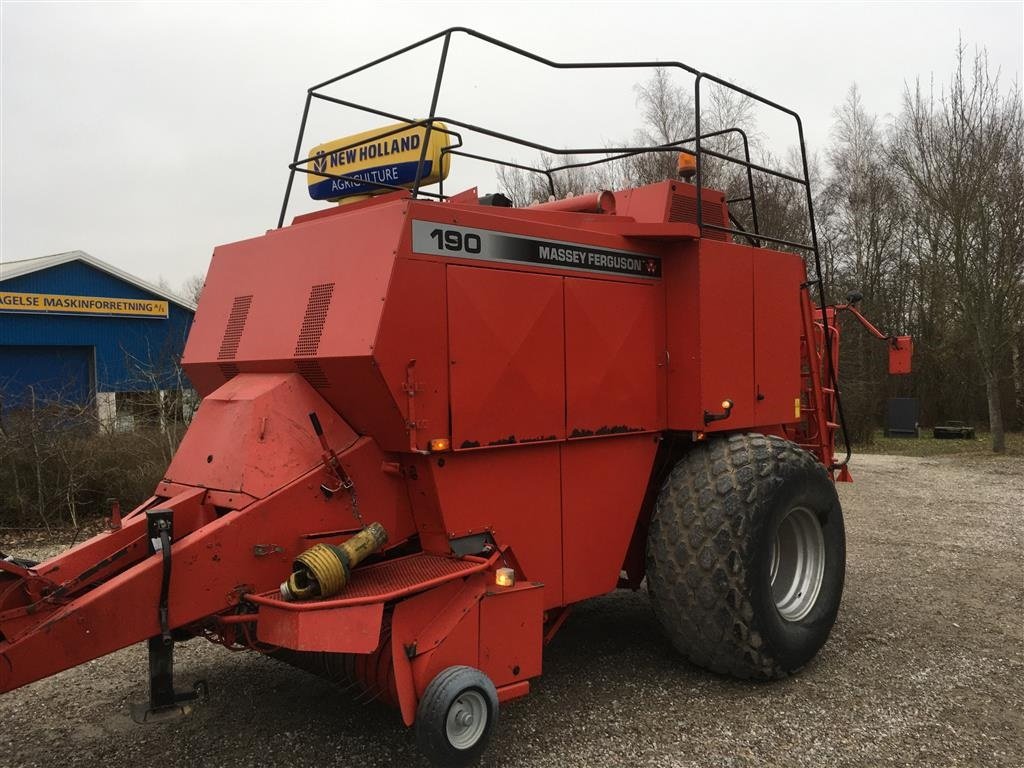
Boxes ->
[219,363,240,380]
[669,194,698,224]
[669,194,729,241]
[702,198,727,239]
[295,283,335,356]
[217,295,253,360]
[296,360,330,389]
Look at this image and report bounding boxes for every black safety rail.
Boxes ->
[275,27,851,469]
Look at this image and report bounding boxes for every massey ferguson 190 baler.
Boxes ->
[0,29,912,767]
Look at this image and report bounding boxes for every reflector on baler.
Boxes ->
[306,121,452,202]
[889,336,913,374]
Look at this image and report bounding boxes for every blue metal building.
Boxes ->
[0,251,196,414]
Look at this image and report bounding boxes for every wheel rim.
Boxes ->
[445,689,488,750]
[770,506,826,622]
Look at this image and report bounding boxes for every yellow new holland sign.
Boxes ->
[307,121,451,201]
[0,291,169,318]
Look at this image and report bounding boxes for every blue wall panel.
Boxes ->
[0,346,94,406]
[0,260,194,398]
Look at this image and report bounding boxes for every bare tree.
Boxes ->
[497,153,605,207]
[498,68,760,206]
[1014,326,1024,430]
[817,86,915,439]
[891,44,1024,452]
[622,67,694,185]
[181,273,205,304]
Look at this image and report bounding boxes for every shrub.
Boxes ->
[0,392,187,529]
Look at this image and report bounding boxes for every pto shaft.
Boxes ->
[280,523,388,601]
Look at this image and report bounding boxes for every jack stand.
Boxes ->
[130,508,207,723]
[130,637,208,724]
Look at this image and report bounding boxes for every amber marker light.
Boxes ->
[430,438,451,452]
[495,567,515,587]
[677,152,697,180]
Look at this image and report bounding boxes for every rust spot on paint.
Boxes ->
[571,425,644,438]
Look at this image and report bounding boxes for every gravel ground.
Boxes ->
[1,452,1021,767]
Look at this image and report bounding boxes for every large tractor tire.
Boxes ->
[646,433,845,679]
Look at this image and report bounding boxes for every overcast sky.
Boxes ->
[1,1,1021,293]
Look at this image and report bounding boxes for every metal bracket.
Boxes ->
[703,398,735,425]
[147,509,174,643]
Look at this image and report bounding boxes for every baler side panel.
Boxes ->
[312,357,410,450]
[256,602,385,654]
[564,278,665,437]
[403,455,453,553]
[391,576,483,725]
[181,200,408,445]
[374,257,449,453]
[478,583,544,689]
[163,373,357,498]
[753,252,805,425]
[699,241,755,430]
[560,434,659,604]
[447,266,565,449]
[664,242,702,428]
[411,599,481,697]
[427,446,563,609]
[667,240,768,431]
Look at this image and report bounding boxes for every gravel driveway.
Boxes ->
[2,452,1021,767]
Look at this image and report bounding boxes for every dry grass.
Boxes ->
[855,430,1024,458]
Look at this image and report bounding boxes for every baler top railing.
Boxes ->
[275,27,851,469]
[278,28,805,249]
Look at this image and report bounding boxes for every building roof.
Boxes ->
[0,250,197,311]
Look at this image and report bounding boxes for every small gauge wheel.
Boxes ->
[415,666,499,767]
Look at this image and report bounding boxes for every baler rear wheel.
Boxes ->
[415,665,499,767]
[646,433,845,679]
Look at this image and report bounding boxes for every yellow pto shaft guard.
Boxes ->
[280,522,389,601]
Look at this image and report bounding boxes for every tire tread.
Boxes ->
[646,433,833,680]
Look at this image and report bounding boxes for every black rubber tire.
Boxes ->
[646,433,845,679]
[415,665,499,768]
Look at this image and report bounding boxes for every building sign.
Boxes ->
[0,291,169,318]
[307,121,451,201]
